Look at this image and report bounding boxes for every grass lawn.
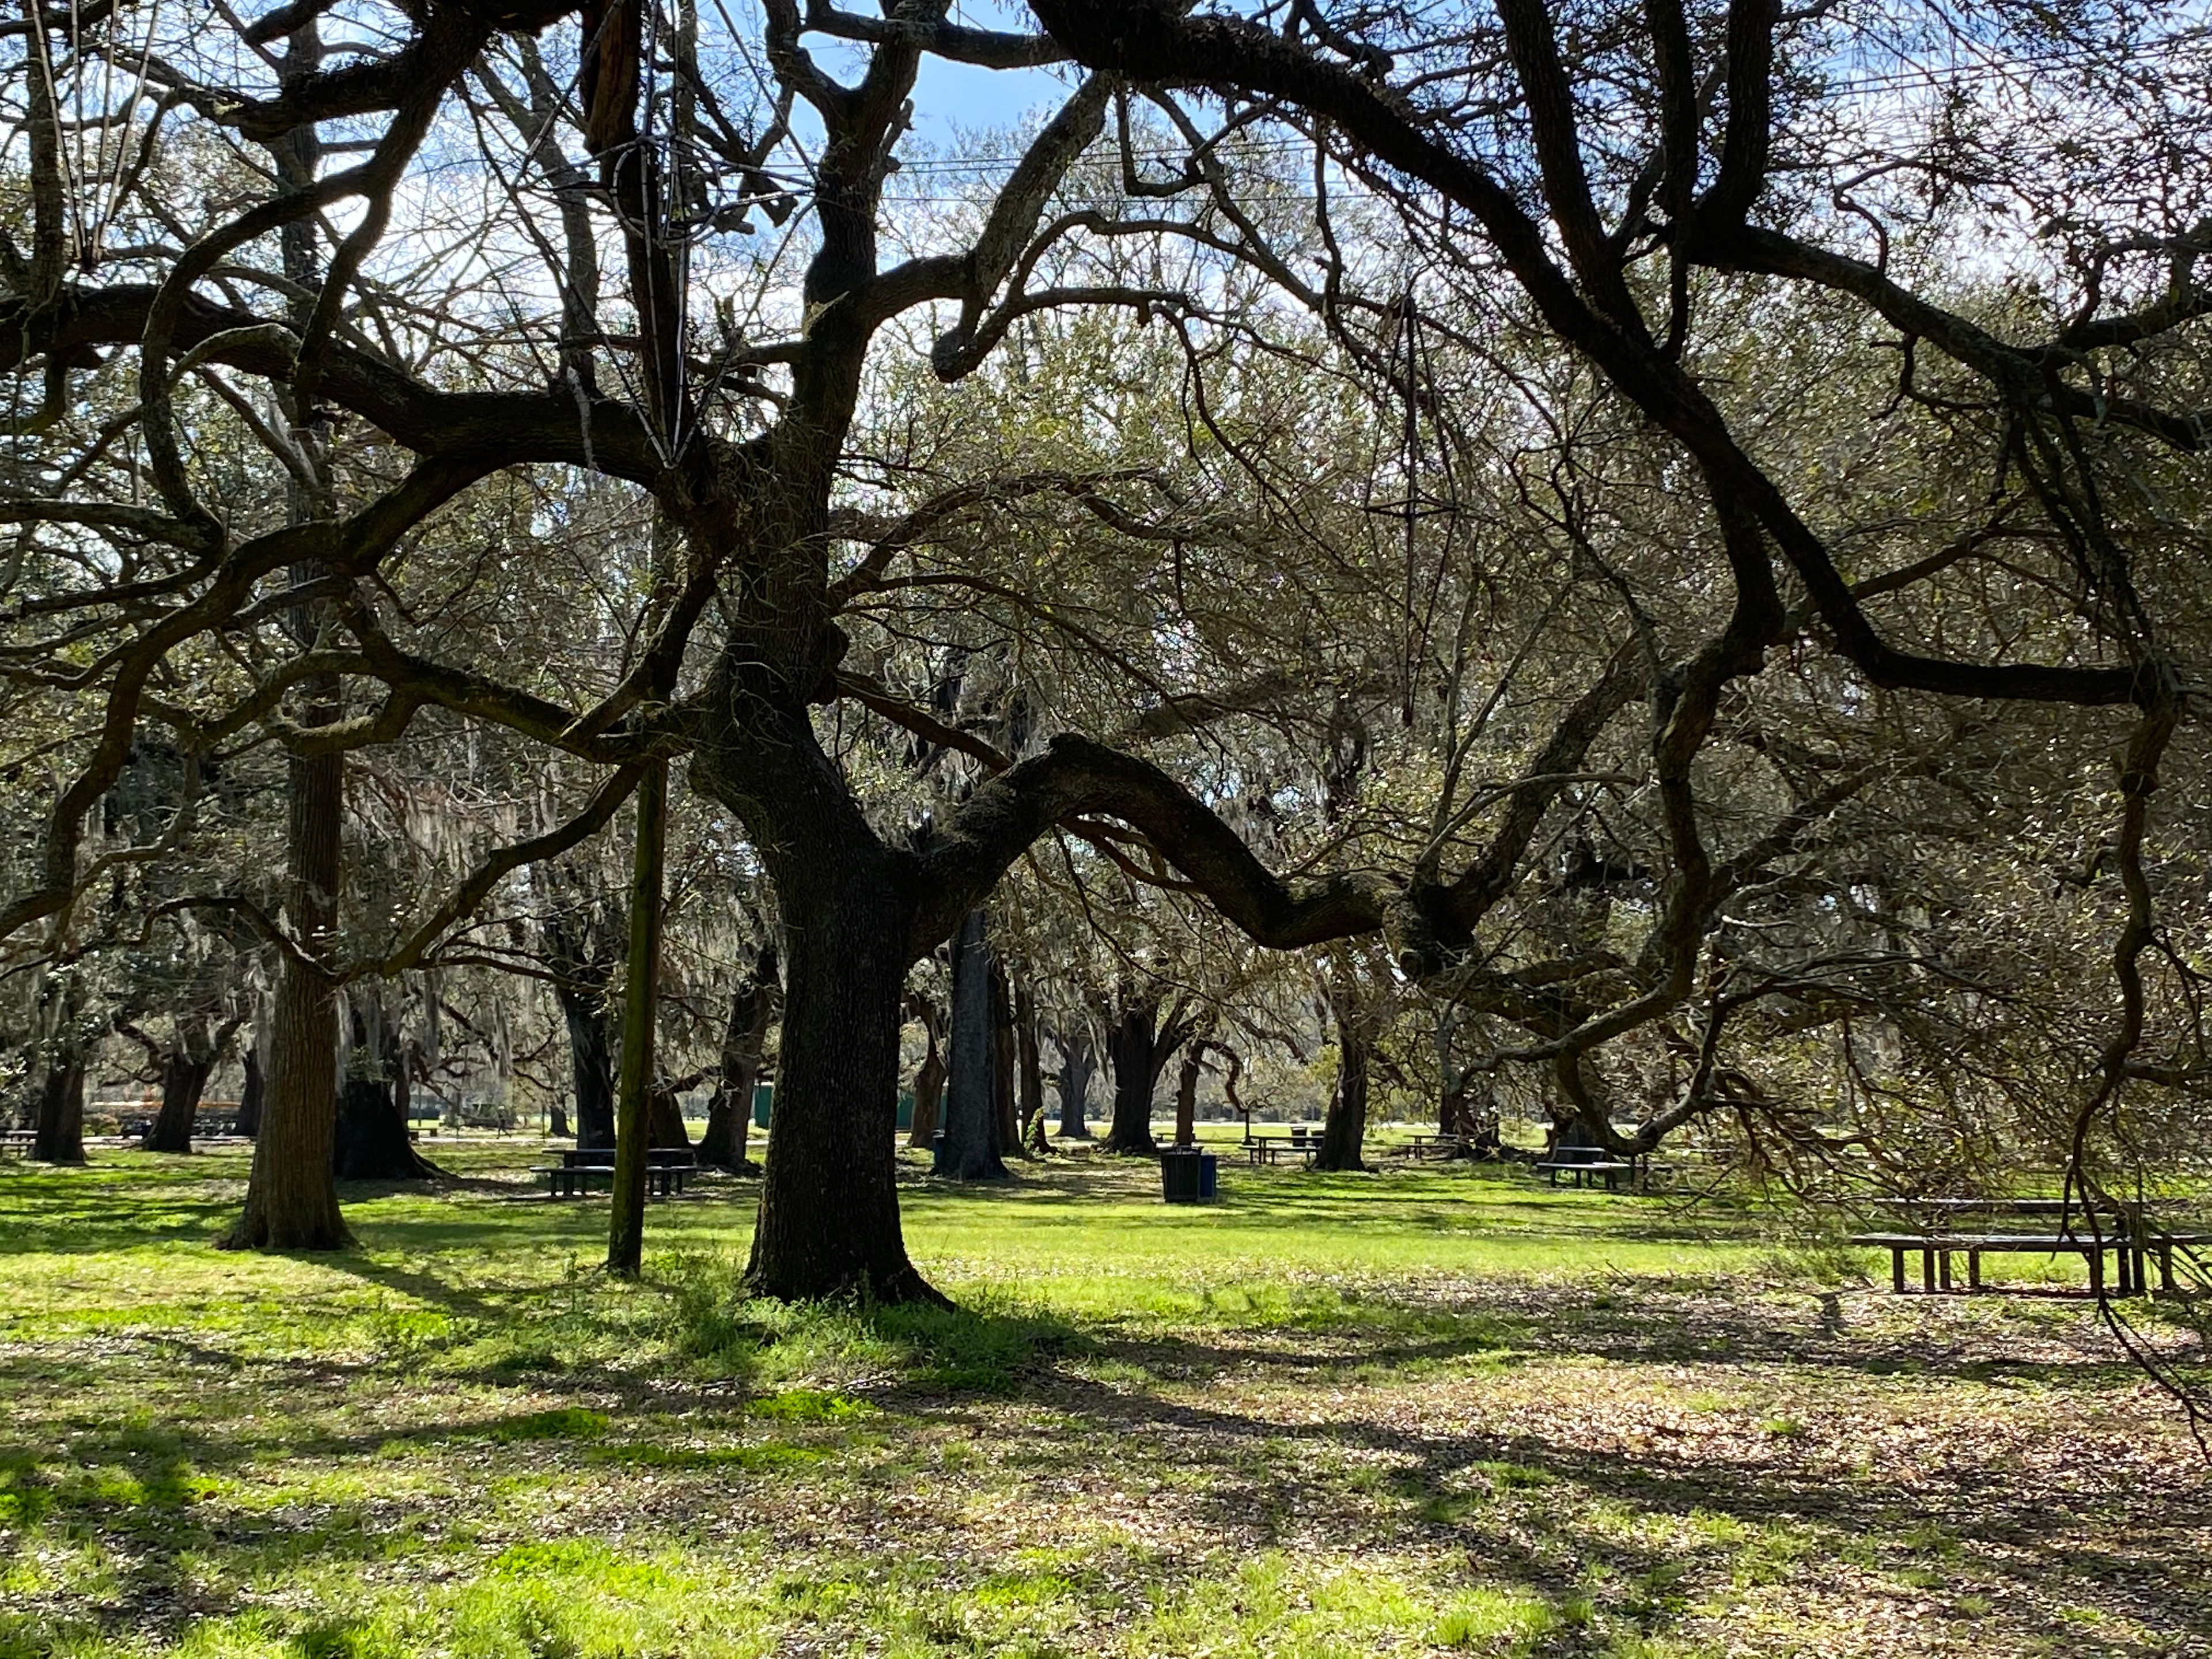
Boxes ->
[0,1135,2204,1658]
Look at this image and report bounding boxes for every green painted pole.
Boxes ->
[608,756,668,1278]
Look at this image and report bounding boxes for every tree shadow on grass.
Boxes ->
[987,1340,2212,1653]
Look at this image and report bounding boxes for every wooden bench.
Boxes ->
[535,1162,692,1198]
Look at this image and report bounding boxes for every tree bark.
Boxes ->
[235,1044,264,1139]
[740,819,934,1298]
[31,1041,85,1165]
[1172,1042,1205,1147]
[1016,982,1049,1154]
[609,756,668,1278]
[700,945,777,1172]
[141,1016,217,1153]
[228,737,350,1247]
[938,908,1009,1181]
[332,990,438,1180]
[646,1083,692,1150]
[1103,1002,1161,1155]
[556,986,618,1150]
[993,960,1023,1157]
[1313,999,1372,1172]
[906,997,945,1149]
[1055,1023,1094,1139]
[545,889,620,1151]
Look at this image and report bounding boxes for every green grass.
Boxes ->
[0,1138,2203,1658]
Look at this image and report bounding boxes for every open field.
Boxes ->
[0,1142,2205,1659]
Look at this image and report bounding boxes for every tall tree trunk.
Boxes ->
[1172,1041,1205,1147]
[141,1014,217,1153]
[1314,998,1372,1172]
[992,961,1022,1158]
[646,1084,692,1150]
[228,18,349,1251]
[229,741,349,1246]
[31,1033,85,1166]
[732,768,933,1302]
[938,908,1009,1181]
[1016,982,1048,1154]
[235,1044,264,1139]
[332,988,438,1180]
[700,945,777,1172]
[1103,1002,1161,1155]
[609,756,668,1278]
[906,997,945,1150]
[1055,1024,1094,1139]
[556,986,618,1149]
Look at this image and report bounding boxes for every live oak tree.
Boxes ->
[7,0,2211,1302]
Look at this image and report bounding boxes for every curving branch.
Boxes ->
[912,732,1394,964]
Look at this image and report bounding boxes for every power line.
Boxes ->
[878,32,2211,181]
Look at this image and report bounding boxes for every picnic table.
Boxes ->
[1403,1132,1473,1161]
[558,1147,696,1169]
[0,1128,35,1158]
[534,1150,695,1198]
[1532,1143,1647,1191]
[1850,1196,2202,1297]
[1243,1127,1318,1168]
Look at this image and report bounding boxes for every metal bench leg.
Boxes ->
[1892,1248,1906,1294]
[1921,1248,1936,1294]
[1938,1250,1952,1292]
[2088,1247,2104,1297]
[1968,1250,1981,1291]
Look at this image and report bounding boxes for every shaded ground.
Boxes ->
[0,1143,2203,1658]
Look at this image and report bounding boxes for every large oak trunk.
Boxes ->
[1103,1004,1161,1155]
[1172,1044,1204,1147]
[700,947,776,1172]
[141,1033,214,1153]
[1055,1025,1094,1139]
[333,1075,437,1179]
[938,908,1009,1181]
[228,742,350,1250]
[991,961,1022,1158]
[1313,1012,1371,1172]
[711,705,934,1302]
[32,1047,85,1165]
[555,983,618,1150]
[235,1045,264,1139]
[1015,983,1047,1154]
[745,880,928,1298]
[906,998,945,1150]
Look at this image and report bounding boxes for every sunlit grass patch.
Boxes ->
[0,1143,2202,1659]
[1133,1551,1578,1658]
